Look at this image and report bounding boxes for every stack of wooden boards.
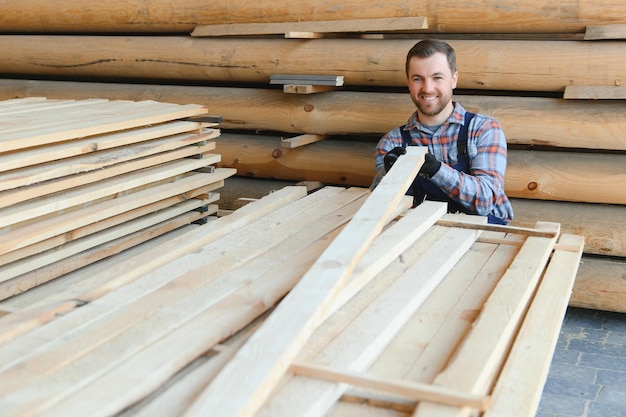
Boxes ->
[0,97,235,300]
[0,148,584,417]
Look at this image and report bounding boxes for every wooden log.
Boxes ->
[570,256,626,313]
[0,37,624,92]
[0,0,623,34]
[215,133,626,205]
[1,80,624,151]
[510,199,626,257]
[505,150,626,205]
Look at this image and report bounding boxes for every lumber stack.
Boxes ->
[0,150,585,417]
[0,97,235,299]
[0,0,622,312]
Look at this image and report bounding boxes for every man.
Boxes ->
[372,39,514,224]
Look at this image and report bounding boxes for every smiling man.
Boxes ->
[372,39,514,224]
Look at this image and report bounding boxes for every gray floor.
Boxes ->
[218,178,626,417]
[537,307,626,417]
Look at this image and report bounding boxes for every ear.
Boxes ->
[451,70,459,89]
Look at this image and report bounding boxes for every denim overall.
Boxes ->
[401,112,506,225]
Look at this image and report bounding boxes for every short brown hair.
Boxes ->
[405,39,457,76]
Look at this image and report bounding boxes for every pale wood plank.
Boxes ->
[282,85,339,94]
[0,198,216,282]
[0,121,206,174]
[121,319,264,417]
[281,134,327,148]
[0,156,221,229]
[0,130,218,192]
[484,234,584,417]
[0,100,208,152]
[564,85,626,99]
[412,222,560,417]
[436,218,559,238]
[181,147,426,417]
[0,301,79,346]
[289,362,489,410]
[584,24,626,40]
[0,143,217,210]
[0,209,211,301]
[0,184,221,268]
[191,17,428,37]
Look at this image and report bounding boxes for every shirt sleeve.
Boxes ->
[430,117,509,216]
[374,126,405,172]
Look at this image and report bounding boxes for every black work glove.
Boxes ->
[383,147,406,172]
[418,153,442,178]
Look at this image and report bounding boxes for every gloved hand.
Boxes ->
[418,153,441,178]
[383,147,406,172]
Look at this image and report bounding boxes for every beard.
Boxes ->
[411,94,452,117]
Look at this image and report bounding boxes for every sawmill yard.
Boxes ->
[0,1,624,416]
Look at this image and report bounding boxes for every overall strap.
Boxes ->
[457,111,475,156]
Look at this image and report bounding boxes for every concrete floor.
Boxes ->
[218,177,626,417]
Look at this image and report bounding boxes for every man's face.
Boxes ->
[407,52,458,119]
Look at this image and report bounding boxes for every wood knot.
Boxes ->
[527,182,538,191]
[272,149,283,158]
[304,104,314,112]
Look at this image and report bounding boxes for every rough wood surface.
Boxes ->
[0,0,622,33]
[0,37,623,92]
[1,80,623,151]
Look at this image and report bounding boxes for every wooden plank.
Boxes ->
[0,198,217,282]
[564,85,626,99]
[484,234,584,417]
[0,174,225,263]
[413,222,560,417]
[585,24,626,40]
[282,85,339,94]
[191,17,428,37]
[0,129,218,192]
[391,238,519,385]
[0,155,221,229]
[570,255,626,313]
[289,362,489,410]
[0,208,212,301]
[0,121,206,174]
[281,134,327,148]
[436,218,559,238]
[181,147,426,417]
[0,144,218,211]
[0,99,208,152]
[270,74,344,85]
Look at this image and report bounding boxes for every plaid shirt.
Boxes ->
[375,102,514,222]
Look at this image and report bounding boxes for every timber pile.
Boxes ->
[0,0,621,310]
[0,97,234,299]
[0,148,585,417]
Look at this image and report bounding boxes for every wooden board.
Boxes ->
[191,17,428,37]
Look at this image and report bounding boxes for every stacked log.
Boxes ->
[0,97,234,299]
[0,0,623,312]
